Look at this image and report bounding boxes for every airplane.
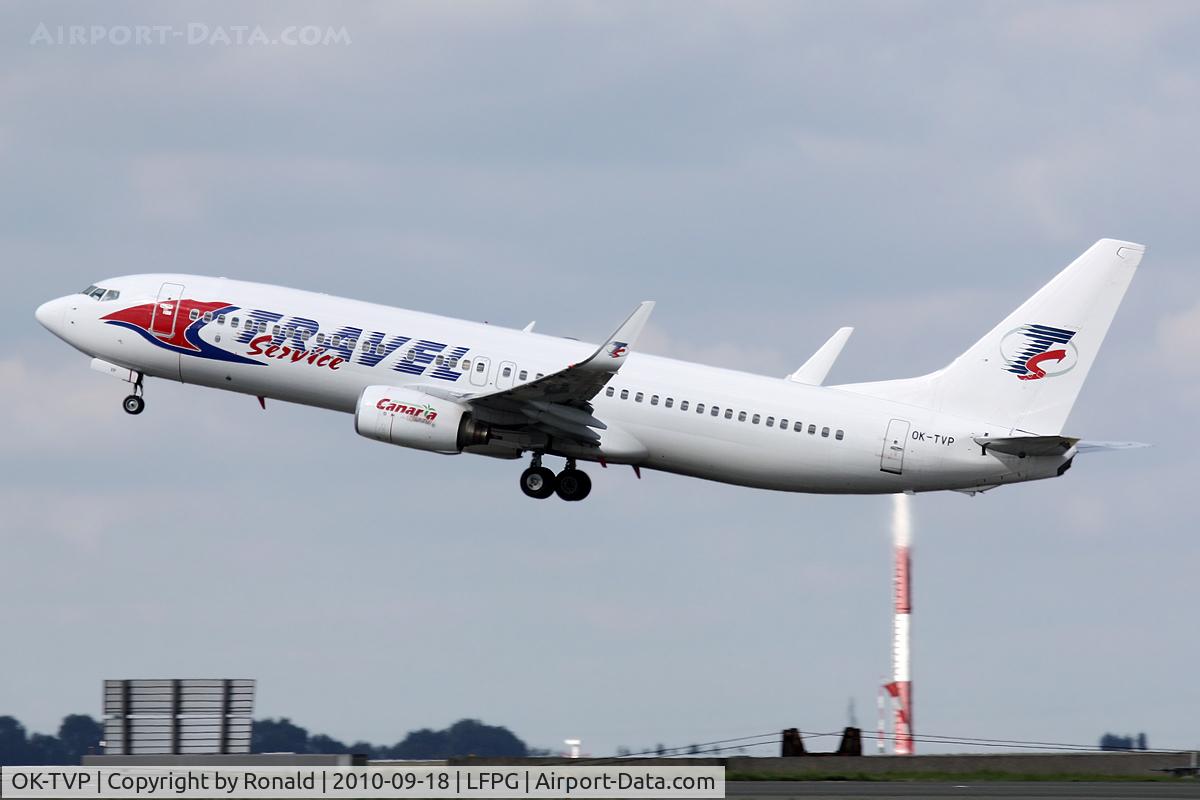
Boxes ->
[35,238,1146,501]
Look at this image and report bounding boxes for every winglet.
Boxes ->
[788,327,853,385]
[575,301,655,372]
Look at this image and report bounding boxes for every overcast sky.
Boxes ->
[2,1,1198,757]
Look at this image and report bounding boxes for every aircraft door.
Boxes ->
[880,418,910,474]
[469,356,492,387]
[150,282,185,338]
[496,361,517,390]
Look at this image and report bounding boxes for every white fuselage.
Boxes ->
[36,274,1071,495]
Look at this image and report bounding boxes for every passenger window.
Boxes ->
[680,400,689,411]
[665,398,674,408]
[316,333,325,345]
[696,403,705,414]
[650,395,659,405]
[189,309,200,321]
[202,312,212,323]
[835,429,845,440]
[327,332,335,344]
[363,340,372,351]
[474,360,484,371]
[821,426,830,437]
[606,387,615,397]
[449,359,459,368]
[502,366,512,378]
[635,392,644,402]
[519,370,528,381]
[780,418,788,430]
[286,327,295,338]
[620,389,629,400]
[766,416,775,427]
[376,344,385,356]
[461,359,471,371]
[711,406,719,416]
[794,421,803,432]
[724,408,733,419]
[738,411,747,422]
[808,424,817,434]
[753,414,761,424]
[231,317,240,328]
[217,315,226,325]
[537,373,545,379]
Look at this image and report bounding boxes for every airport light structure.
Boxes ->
[564,739,581,759]
[888,493,914,755]
[876,680,886,754]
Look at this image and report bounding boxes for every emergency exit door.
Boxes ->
[151,282,185,338]
[880,419,910,475]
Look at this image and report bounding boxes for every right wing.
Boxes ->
[420,301,654,454]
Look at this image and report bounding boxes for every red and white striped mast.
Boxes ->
[890,493,914,754]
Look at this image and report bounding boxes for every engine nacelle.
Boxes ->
[355,386,490,454]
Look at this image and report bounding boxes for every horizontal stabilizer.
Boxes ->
[974,435,1079,456]
[1076,440,1151,454]
[788,327,853,385]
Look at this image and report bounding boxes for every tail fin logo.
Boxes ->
[608,341,628,358]
[1000,324,1078,381]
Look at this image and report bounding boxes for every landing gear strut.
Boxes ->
[519,453,557,500]
[122,373,145,416]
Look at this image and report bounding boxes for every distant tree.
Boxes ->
[1099,733,1136,751]
[655,743,666,756]
[687,744,700,755]
[389,720,527,759]
[616,746,631,757]
[58,715,103,761]
[0,716,100,765]
[0,717,30,765]
[1136,733,1148,751]
[391,727,446,759]
[253,718,309,753]
[445,719,526,758]
[307,734,349,755]
[26,733,66,765]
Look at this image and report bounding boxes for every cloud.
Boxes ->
[2,1,1198,755]
[1156,299,1200,380]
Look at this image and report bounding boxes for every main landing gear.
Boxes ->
[122,373,145,415]
[519,455,592,502]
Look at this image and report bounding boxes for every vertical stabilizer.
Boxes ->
[837,239,1144,433]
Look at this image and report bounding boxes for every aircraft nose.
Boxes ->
[35,296,68,335]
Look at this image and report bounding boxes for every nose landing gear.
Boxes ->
[122,373,145,415]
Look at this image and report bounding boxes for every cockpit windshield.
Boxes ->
[81,285,120,301]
